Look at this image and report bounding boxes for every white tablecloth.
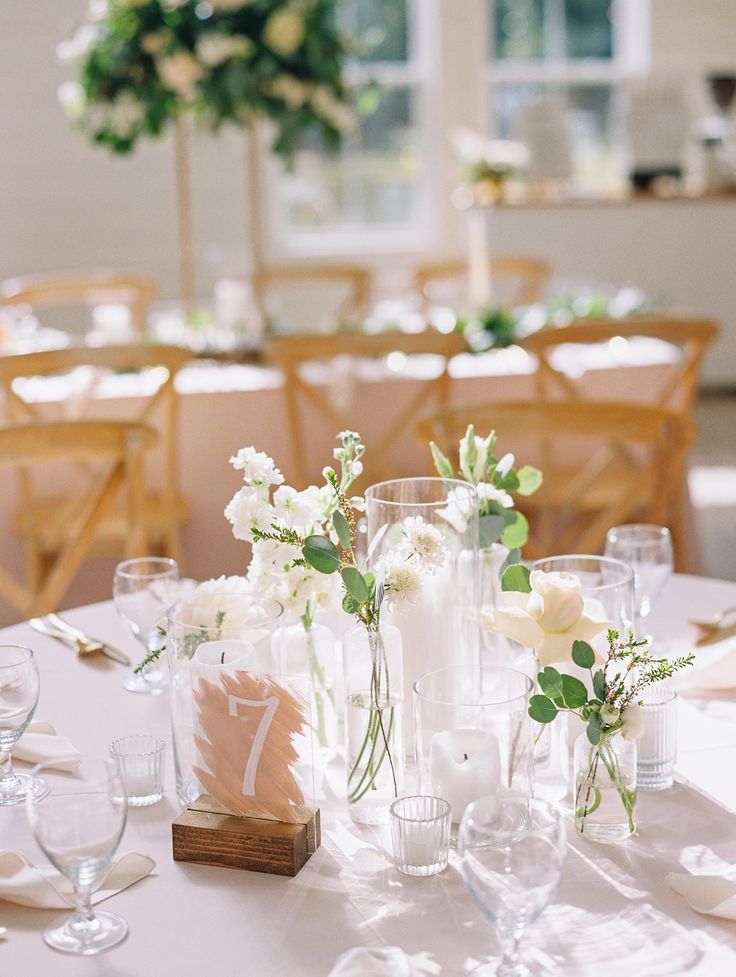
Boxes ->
[1,573,735,976]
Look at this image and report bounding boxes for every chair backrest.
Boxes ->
[415,399,696,561]
[0,344,191,562]
[0,420,157,617]
[0,271,158,339]
[414,257,551,313]
[264,329,466,485]
[521,315,719,413]
[255,263,373,333]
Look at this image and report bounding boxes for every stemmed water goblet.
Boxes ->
[0,644,48,805]
[26,757,128,955]
[458,794,566,977]
[604,524,674,642]
[113,557,179,694]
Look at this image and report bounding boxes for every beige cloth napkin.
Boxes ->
[0,851,156,909]
[327,948,415,977]
[11,722,81,772]
[667,871,736,920]
[672,639,736,692]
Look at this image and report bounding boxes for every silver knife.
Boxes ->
[33,615,131,666]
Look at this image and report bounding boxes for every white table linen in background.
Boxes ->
[0,574,735,976]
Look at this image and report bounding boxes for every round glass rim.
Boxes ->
[114,557,179,581]
[412,665,533,707]
[109,735,166,759]
[364,476,477,508]
[0,644,34,669]
[166,595,284,633]
[462,794,563,834]
[605,524,672,542]
[529,554,635,592]
[389,795,451,824]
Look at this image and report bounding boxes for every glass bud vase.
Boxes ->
[343,621,405,826]
[282,621,338,760]
[573,730,636,842]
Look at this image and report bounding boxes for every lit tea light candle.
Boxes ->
[429,728,501,823]
[192,640,258,670]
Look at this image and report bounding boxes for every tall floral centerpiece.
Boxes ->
[59,0,354,305]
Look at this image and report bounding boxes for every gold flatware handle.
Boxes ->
[696,623,736,647]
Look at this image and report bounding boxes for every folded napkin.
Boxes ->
[673,639,736,692]
[11,721,81,772]
[667,871,736,920]
[328,948,413,977]
[0,851,156,909]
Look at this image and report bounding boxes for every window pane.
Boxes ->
[493,0,544,60]
[338,0,409,63]
[565,0,613,58]
[282,85,424,230]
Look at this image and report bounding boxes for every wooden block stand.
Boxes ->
[172,796,321,877]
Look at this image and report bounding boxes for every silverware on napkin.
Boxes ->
[695,622,736,648]
[29,616,131,666]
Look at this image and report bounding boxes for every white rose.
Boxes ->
[620,704,645,741]
[178,576,256,629]
[263,8,305,57]
[156,52,203,98]
[482,569,611,666]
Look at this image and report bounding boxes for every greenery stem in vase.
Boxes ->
[300,600,336,754]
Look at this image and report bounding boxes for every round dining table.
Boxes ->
[2,572,736,976]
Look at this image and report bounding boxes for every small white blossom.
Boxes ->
[398,516,447,569]
[229,446,284,488]
[620,704,645,741]
[496,453,515,480]
[273,484,323,531]
[224,486,271,542]
[156,51,203,98]
[196,32,254,68]
[459,426,493,484]
[476,482,513,509]
[600,703,620,726]
[106,91,145,138]
[380,553,422,608]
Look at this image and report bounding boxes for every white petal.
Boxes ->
[482,606,545,649]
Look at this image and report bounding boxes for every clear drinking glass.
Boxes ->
[458,795,566,977]
[26,758,128,955]
[113,557,179,694]
[390,795,451,876]
[604,524,674,639]
[109,734,166,806]
[0,644,48,805]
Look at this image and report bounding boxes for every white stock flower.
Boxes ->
[272,485,323,532]
[224,486,272,542]
[476,482,513,508]
[620,704,645,741]
[156,51,203,97]
[482,569,611,667]
[380,553,422,608]
[398,517,446,569]
[196,32,254,68]
[263,8,305,57]
[229,446,284,488]
[459,429,493,484]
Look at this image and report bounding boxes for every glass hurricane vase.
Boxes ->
[343,621,404,825]
[282,621,339,760]
[573,729,636,843]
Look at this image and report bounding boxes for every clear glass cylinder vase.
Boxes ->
[343,621,405,826]
[573,730,636,842]
[364,477,479,756]
[282,621,338,760]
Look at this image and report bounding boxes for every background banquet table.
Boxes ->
[1,573,736,976]
[0,338,688,626]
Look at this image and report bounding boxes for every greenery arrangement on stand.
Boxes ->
[456,307,519,352]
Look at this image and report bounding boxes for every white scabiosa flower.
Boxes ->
[380,553,422,609]
[398,517,447,569]
[229,446,284,488]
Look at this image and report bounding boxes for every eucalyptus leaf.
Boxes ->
[586,721,602,745]
[500,547,520,576]
[501,563,531,593]
[528,695,558,724]
[302,535,340,574]
[365,522,388,563]
[516,465,543,496]
[571,640,596,670]
[496,469,520,493]
[430,441,454,480]
[333,510,352,549]
[561,674,589,709]
[341,566,370,604]
[478,513,506,548]
[500,511,529,549]
[592,668,605,701]
[538,666,563,700]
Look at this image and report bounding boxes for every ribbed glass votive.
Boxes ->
[389,795,451,877]
[637,687,678,791]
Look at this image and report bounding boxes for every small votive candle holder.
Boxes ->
[637,687,678,791]
[109,735,165,806]
[389,795,451,877]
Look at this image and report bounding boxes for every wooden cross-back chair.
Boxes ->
[0,420,157,618]
[521,315,719,413]
[0,344,191,589]
[415,400,697,566]
[264,329,466,485]
[413,256,551,313]
[0,270,158,339]
[255,263,373,332]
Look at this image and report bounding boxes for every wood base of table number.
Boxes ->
[171,796,321,877]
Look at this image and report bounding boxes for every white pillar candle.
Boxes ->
[192,639,258,670]
[429,728,501,823]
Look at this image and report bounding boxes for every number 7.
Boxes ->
[227,694,280,796]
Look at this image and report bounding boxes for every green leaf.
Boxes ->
[500,547,520,577]
[333,510,351,549]
[478,513,506,548]
[537,666,563,700]
[496,469,520,493]
[342,593,359,615]
[302,535,340,575]
[592,668,605,701]
[571,640,596,670]
[516,465,543,496]
[501,563,531,593]
[500,511,529,549]
[430,442,454,480]
[528,695,558,724]
[561,674,589,709]
[341,566,370,604]
[586,718,602,745]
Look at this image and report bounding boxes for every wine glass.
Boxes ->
[0,644,48,805]
[458,794,566,977]
[26,757,128,955]
[604,524,674,640]
[113,557,179,694]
